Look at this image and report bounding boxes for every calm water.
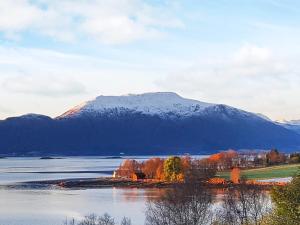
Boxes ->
[0,157,159,225]
[0,156,204,225]
[0,187,160,225]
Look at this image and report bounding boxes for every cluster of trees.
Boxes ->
[207,150,239,170]
[207,149,300,169]
[146,182,213,225]
[217,184,271,225]
[63,213,131,225]
[115,157,164,180]
[115,149,299,183]
[145,181,271,225]
[115,155,217,182]
[265,149,300,165]
[208,149,296,169]
[265,149,286,166]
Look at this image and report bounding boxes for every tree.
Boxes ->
[115,159,141,178]
[270,172,300,225]
[142,158,164,179]
[155,162,165,180]
[217,183,271,225]
[78,214,98,225]
[97,213,116,225]
[266,149,285,166]
[163,156,182,182]
[120,217,132,225]
[181,155,192,174]
[184,158,217,183]
[230,167,241,184]
[145,183,213,225]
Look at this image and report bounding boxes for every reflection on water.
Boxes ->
[0,187,162,225]
[119,187,166,202]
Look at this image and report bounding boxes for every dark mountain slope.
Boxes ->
[0,103,299,156]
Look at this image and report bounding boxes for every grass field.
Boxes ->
[217,163,300,180]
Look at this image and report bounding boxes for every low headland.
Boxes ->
[15,149,300,190]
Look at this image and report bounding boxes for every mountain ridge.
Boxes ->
[0,92,299,156]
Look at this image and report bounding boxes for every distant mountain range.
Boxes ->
[0,92,299,156]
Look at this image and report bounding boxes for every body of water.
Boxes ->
[0,156,205,225]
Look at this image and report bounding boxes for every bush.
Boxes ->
[270,173,300,225]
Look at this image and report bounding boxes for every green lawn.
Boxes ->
[217,164,300,180]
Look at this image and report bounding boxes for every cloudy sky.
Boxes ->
[0,0,300,121]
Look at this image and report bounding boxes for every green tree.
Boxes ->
[270,171,300,225]
[163,156,182,181]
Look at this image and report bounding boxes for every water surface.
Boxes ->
[0,156,193,225]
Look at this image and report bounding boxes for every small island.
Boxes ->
[40,157,63,160]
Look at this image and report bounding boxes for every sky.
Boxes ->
[0,0,300,121]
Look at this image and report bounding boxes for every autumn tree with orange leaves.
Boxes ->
[231,167,241,184]
[115,159,141,178]
[142,158,164,179]
[208,150,238,170]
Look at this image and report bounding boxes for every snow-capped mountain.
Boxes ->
[59,92,214,118]
[58,92,258,121]
[0,92,299,156]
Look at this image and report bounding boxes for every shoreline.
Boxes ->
[6,177,284,190]
[22,177,173,189]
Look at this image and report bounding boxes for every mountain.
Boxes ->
[278,120,300,135]
[59,92,214,118]
[0,92,299,156]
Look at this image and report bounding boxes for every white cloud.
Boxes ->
[2,75,86,97]
[0,43,299,121]
[233,44,271,64]
[0,0,183,44]
[0,45,162,118]
[0,0,42,31]
[156,44,300,120]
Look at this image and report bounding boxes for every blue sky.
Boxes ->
[0,0,300,121]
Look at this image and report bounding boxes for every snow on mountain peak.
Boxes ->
[59,92,215,118]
